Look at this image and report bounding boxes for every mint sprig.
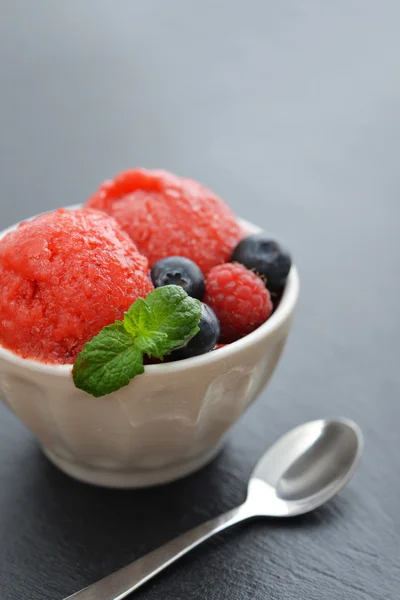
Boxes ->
[72,286,202,397]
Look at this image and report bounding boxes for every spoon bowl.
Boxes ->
[247,418,363,517]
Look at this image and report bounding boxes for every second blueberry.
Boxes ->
[150,256,205,300]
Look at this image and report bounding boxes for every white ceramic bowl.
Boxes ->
[0,213,299,487]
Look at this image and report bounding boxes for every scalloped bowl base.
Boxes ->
[42,440,225,488]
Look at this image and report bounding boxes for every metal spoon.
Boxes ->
[64,418,363,600]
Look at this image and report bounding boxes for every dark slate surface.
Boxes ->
[0,2,399,599]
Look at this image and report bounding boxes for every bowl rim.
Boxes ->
[0,208,300,378]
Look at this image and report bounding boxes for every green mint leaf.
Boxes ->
[134,331,169,359]
[132,285,202,354]
[72,323,144,397]
[73,285,202,397]
[123,298,151,336]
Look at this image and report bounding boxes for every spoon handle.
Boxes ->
[64,502,252,600]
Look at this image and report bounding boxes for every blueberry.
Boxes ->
[231,234,292,293]
[150,256,205,300]
[171,303,220,360]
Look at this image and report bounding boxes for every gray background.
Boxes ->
[0,2,399,599]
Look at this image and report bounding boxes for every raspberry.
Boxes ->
[205,263,272,342]
[85,168,243,274]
